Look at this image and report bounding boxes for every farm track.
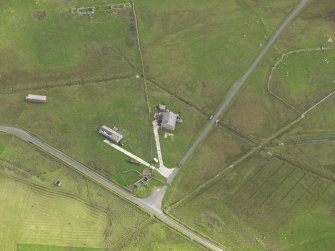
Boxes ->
[132,1,153,159]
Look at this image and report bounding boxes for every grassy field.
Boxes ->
[0,134,203,250]
[164,127,251,207]
[137,0,300,113]
[119,222,206,251]
[0,133,150,249]
[0,0,137,92]
[270,49,335,111]
[0,79,153,184]
[276,0,335,51]
[18,245,104,251]
[268,93,335,177]
[164,0,335,250]
[0,175,110,250]
[222,0,335,140]
[222,55,298,140]
[0,75,211,191]
[170,156,335,250]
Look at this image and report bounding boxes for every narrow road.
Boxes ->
[168,0,311,184]
[0,126,223,251]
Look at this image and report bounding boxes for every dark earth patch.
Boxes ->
[33,10,47,21]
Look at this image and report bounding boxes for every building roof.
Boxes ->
[26,94,47,102]
[99,125,123,143]
[158,104,166,111]
[161,111,177,131]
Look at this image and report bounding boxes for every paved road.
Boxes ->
[168,0,311,184]
[0,126,223,251]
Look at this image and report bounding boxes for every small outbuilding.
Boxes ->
[160,111,177,131]
[158,104,166,112]
[99,125,123,144]
[25,94,47,103]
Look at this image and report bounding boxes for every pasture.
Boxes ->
[269,94,335,177]
[18,245,103,251]
[269,49,335,111]
[164,127,251,207]
[137,0,300,112]
[0,0,137,92]
[171,156,335,250]
[0,175,109,250]
[0,79,152,184]
[119,222,206,251]
[0,133,150,248]
[165,0,335,250]
[0,134,202,250]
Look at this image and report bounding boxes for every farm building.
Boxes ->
[99,125,123,144]
[25,94,47,103]
[161,111,178,131]
[158,104,166,112]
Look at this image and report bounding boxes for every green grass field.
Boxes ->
[0,133,150,249]
[18,245,104,251]
[164,0,335,250]
[0,175,109,249]
[170,156,335,250]
[1,0,335,250]
[0,0,137,92]
[137,0,300,112]
[0,134,202,250]
[119,222,206,251]
[0,79,152,183]
[276,0,335,50]
[270,49,335,111]
[164,127,251,207]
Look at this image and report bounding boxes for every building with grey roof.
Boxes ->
[160,111,177,131]
[99,125,123,144]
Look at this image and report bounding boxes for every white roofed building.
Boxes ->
[25,94,47,103]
